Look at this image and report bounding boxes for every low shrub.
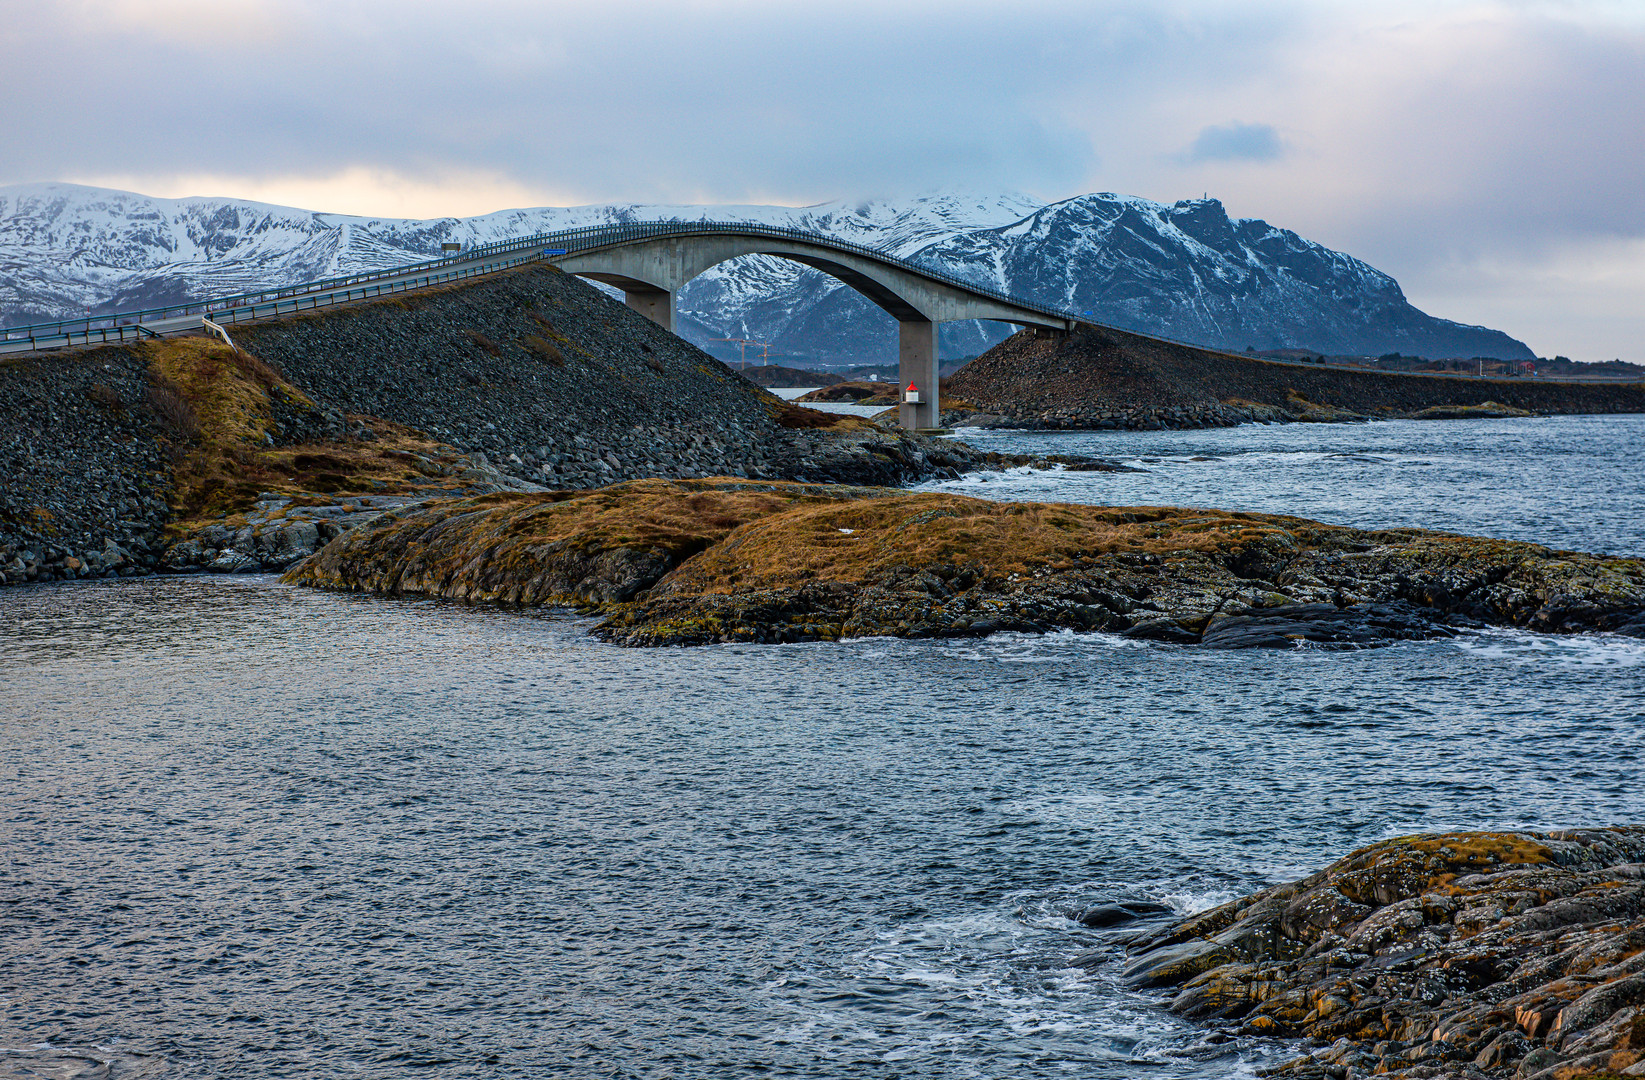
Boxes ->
[520,335,566,367]
[144,376,201,442]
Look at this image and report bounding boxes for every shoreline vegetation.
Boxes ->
[282,478,1645,649]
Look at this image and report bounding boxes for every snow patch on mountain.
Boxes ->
[0,182,1530,363]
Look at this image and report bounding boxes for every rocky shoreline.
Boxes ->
[1113,828,1645,1079]
[282,480,1645,648]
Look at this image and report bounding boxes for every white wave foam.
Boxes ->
[1449,627,1645,668]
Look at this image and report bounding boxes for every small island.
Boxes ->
[283,478,1645,648]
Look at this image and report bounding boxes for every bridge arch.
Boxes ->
[549,225,1074,430]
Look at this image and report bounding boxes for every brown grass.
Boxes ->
[84,382,123,411]
[520,334,566,366]
[144,374,202,441]
[132,337,470,526]
[292,482,1341,603]
[467,330,501,356]
[768,399,871,430]
[655,495,1305,594]
[229,347,285,389]
[285,478,878,602]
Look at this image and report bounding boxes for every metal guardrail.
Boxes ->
[1,232,560,350]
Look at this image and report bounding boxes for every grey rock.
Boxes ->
[207,549,258,573]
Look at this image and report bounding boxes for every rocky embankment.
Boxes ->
[1,348,177,584]
[944,324,1645,430]
[1117,828,1645,1079]
[228,262,982,489]
[285,481,1645,648]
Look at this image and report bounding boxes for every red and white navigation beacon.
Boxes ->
[904,383,920,403]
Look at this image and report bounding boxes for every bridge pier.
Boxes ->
[623,287,673,331]
[897,320,940,431]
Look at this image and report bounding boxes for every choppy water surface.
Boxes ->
[938,413,1645,555]
[3,416,1643,1079]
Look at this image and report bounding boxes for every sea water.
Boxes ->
[2,415,1641,1078]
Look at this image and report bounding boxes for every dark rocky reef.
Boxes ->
[284,482,1645,649]
[1120,828,1645,1079]
[944,323,1645,431]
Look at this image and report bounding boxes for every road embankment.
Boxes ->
[0,264,1022,587]
[944,323,1645,429]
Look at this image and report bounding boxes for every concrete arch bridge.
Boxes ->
[1,220,1080,430]
[545,222,1079,430]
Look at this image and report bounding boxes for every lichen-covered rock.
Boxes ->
[1122,828,1645,1078]
[596,495,1645,646]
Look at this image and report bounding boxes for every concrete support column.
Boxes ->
[897,319,940,430]
[623,288,673,331]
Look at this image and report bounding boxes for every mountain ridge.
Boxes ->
[0,182,1531,362]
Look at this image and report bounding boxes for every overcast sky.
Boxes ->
[5,0,1642,361]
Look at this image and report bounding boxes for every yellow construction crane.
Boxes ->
[708,337,775,365]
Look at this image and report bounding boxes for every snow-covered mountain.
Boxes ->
[0,182,1531,363]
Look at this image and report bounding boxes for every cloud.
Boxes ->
[61,166,580,221]
[1,0,1642,360]
[1181,123,1284,163]
[0,1,1287,207]
[1398,235,1645,363]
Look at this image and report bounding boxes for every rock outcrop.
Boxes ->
[1120,828,1645,1079]
[284,483,1645,648]
[284,478,896,604]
